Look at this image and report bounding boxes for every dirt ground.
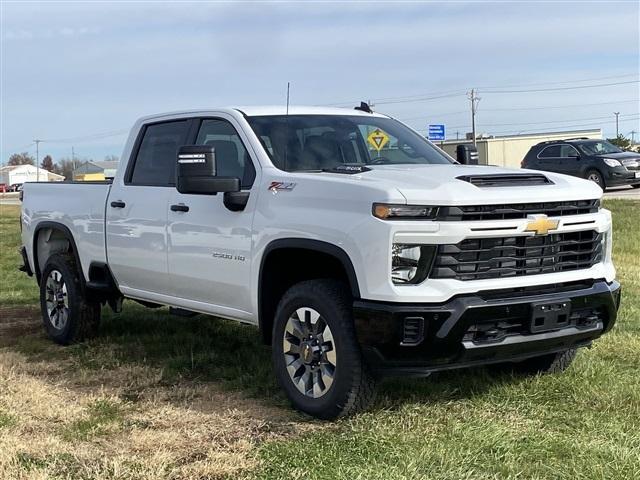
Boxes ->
[0,306,315,480]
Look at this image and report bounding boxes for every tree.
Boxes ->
[103,154,119,163]
[40,155,54,171]
[8,152,35,166]
[606,134,631,150]
[55,158,76,181]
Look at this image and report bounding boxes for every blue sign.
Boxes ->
[428,124,446,141]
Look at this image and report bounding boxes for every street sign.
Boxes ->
[428,124,446,141]
[367,128,390,151]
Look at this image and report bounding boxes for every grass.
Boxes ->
[0,201,638,479]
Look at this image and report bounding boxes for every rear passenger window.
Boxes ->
[195,119,256,188]
[560,145,579,157]
[538,145,561,158]
[130,120,190,186]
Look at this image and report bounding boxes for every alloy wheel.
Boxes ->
[45,269,69,330]
[282,307,337,398]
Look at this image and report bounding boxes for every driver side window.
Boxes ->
[195,119,256,188]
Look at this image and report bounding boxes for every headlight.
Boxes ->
[603,158,622,167]
[392,244,435,284]
[373,203,437,220]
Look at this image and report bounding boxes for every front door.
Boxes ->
[166,116,257,319]
[106,119,191,297]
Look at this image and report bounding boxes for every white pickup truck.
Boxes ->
[20,105,621,419]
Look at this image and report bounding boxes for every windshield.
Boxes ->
[578,141,623,156]
[246,115,453,172]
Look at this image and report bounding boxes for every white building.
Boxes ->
[0,164,65,187]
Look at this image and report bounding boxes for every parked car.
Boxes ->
[10,183,23,192]
[19,106,621,419]
[522,138,640,190]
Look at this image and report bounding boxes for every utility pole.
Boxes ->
[630,131,637,144]
[72,146,76,170]
[34,139,42,182]
[613,112,620,137]
[468,89,480,146]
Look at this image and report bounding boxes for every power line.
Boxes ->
[321,73,638,108]
[475,73,639,90]
[40,129,129,144]
[482,80,639,94]
[447,112,638,129]
[416,115,640,135]
[481,116,640,136]
[481,98,639,112]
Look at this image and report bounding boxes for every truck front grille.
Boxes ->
[431,230,603,281]
[436,199,599,221]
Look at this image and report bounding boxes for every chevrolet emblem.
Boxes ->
[525,214,559,235]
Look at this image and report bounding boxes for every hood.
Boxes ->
[594,151,640,160]
[595,151,640,165]
[352,164,603,205]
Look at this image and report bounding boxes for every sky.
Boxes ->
[1,0,639,164]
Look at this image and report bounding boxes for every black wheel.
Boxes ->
[585,169,605,189]
[272,279,377,419]
[498,349,577,375]
[40,253,100,345]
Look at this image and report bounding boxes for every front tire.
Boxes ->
[40,253,100,345]
[272,280,377,419]
[585,169,605,189]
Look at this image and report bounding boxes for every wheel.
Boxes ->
[272,279,377,419]
[497,349,577,375]
[632,183,640,189]
[40,253,100,345]
[585,169,605,189]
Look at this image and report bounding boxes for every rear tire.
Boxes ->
[585,169,605,190]
[272,279,377,419]
[498,349,577,375]
[40,253,100,345]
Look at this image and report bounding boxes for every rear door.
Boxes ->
[106,119,191,297]
[166,115,257,318]
[557,144,581,177]
[535,144,563,173]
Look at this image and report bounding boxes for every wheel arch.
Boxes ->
[257,238,360,344]
[33,222,84,285]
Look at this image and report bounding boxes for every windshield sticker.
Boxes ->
[367,129,390,152]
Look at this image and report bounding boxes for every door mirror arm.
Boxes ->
[223,191,250,211]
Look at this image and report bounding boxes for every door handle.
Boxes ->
[110,200,126,208]
[170,204,189,213]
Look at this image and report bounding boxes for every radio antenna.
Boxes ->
[286,82,290,115]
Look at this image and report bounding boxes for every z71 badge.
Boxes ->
[268,181,296,194]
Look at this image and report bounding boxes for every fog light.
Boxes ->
[392,244,435,285]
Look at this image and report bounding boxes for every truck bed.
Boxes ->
[21,181,112,280]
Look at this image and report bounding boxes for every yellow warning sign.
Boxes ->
[367,129,390,152]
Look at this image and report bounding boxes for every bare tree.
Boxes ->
[55,158,76,181]
[8,152,35,166]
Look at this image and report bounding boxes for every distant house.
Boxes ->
[0,164,65,187]
[73,160,119,181]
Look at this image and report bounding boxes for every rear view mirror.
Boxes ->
[176,145,240,195]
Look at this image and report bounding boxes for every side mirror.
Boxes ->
[176,145,240,195]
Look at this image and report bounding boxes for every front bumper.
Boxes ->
[353,279,621,375]
[605,167,640,187]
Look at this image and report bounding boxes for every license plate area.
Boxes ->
[530,300,571,333]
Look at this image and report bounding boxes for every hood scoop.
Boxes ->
[456,173,553,187]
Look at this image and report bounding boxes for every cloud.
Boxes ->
[1,1,638,161]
